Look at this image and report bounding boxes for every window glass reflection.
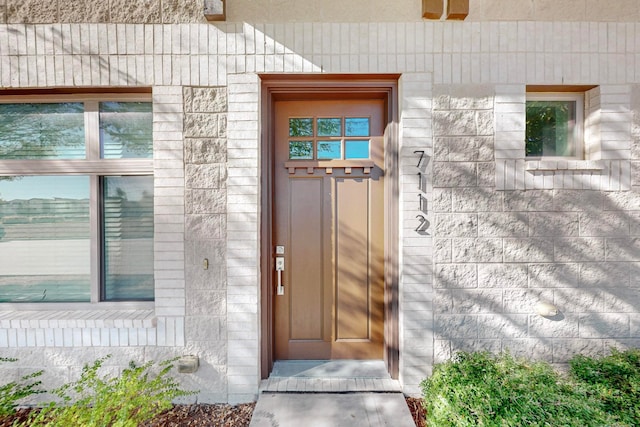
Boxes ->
[289,118,313,137]
[0,103,85,159]
[317,141,342,159]
[317,118,341,137]
[100,102,152,159]
[0,176,90,302]
[345,118,370,137]
[289,141,313,159]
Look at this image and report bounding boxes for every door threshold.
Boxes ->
[270,360,390,378]
[261,360,402,393]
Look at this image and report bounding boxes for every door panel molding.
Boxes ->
[260,74,399,379]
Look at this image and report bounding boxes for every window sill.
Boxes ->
[0,307,156,329]
[525,160,605,172]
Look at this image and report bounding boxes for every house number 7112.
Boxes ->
[414,150,430,235]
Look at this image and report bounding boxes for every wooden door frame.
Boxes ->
[259,74,400,379]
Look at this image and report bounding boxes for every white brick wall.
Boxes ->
[226,73,261,404]
[399,73,435,396]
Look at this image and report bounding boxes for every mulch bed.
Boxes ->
[143,403,256,427]
[405,396,427,427]
[1,397,425,426]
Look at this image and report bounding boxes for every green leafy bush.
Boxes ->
[570,349,640,425]
[25,355,193,427]
[0,358,44,417]
[421,351,616,427]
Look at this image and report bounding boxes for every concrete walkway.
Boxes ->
[249,392,415,427]
[249,360,416,427]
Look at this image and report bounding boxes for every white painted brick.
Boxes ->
[62,328,73,347]
[135,328,146,346]
[53,329,64,347]
[147,329,157,346]
[35,329,45,347]
[7,329,17,347]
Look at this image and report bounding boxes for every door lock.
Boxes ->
[275,256,285,295]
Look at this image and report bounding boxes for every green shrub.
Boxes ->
[0,357,44,417]
[25,355,194,427]
[570,348,640,425]
[421,351,615,427]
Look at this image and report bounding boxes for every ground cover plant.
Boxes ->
[21,355,193,427]
[570,349,640,425]
[0,358,43,418]
[421,350,640,426]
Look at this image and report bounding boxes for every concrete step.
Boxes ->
[259,376,403,393]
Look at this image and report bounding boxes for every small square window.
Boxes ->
[526,93,583,158]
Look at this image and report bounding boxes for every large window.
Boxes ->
[526,93,583,158]
[0,94,153,303]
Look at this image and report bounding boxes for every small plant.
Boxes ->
[570,348,640,425]
[0,357,44,417]
[421,351,615,427]
[26,355,194,427]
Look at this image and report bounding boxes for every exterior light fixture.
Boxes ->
[535,301,559,317]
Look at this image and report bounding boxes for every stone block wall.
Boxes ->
[2,0,206,24]
[183,86,229,402]
[433,84,640,365]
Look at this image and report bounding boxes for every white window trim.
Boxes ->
[0,93,153,309]
[525,92,584,160]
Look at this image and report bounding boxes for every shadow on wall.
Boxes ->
[430,89,640,366]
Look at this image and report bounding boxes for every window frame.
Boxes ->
[0,93,154,309]
[525,92,584,160]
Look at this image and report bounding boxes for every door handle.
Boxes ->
[275,256,285,295]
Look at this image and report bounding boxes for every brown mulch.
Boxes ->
[143,403,256,427]
[0,407,35,427]
[1,397,425,426]
[405,396,427,427]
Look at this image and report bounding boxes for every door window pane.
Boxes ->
[0,103,85,159]
[317,118,341,136]
[345,118,370,137]
[102,176,154,301]
[289,118,313,137]
[345,140,370,159]
[0,176,90,302]
[317,141,342,159]
[289,141,313,159]
[100,102,152,159]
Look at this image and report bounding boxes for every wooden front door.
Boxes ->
[273,99,385,360]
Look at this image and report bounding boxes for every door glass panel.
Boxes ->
[345,140,370,159]
[289,118,313,137]
[100,102,152,159]
[317,118,341,137]
[289,141,313,159]
[345,118,370,137]
[318,141,341,159]
[0,176,91,302]
[0,103,85,159]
